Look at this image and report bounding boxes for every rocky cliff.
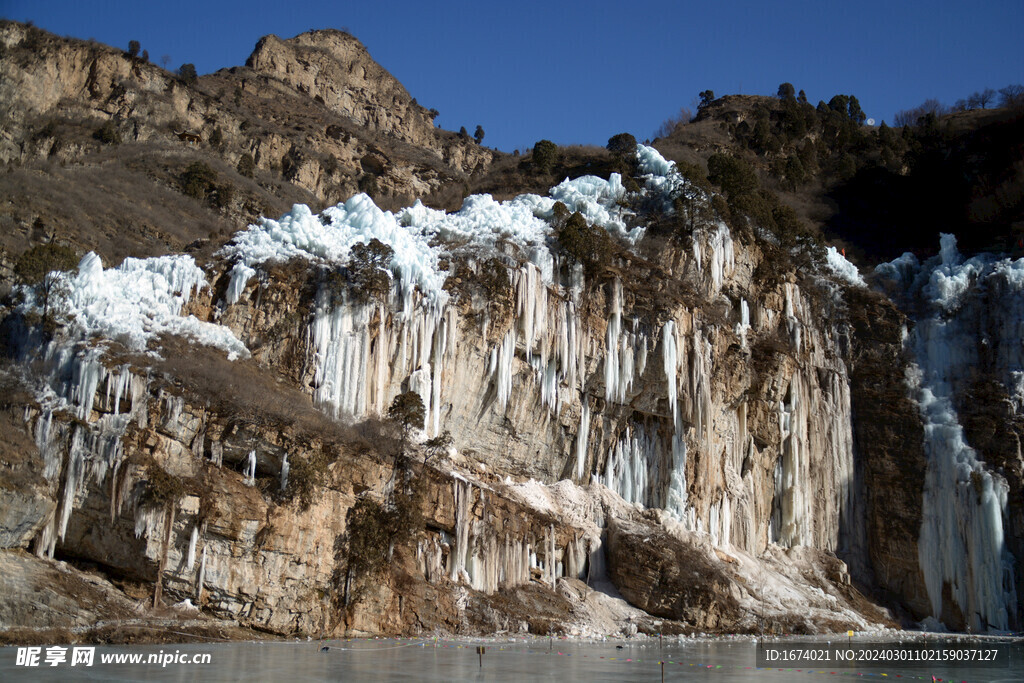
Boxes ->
[0,21,492,266]
[0,145,919,640]
[0,21,1020,642]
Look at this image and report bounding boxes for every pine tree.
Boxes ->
[177,63,198,85]
[474,125,485,144]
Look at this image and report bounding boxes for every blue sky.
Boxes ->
[5,0,1022,152]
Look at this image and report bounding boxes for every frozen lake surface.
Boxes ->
[2,636,1022,681]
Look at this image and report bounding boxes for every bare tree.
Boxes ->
[999,85,1024,108]
[894,99,948,127]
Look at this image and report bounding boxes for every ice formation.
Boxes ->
[824,247,867,287]
[29,348,153,559]
[220,145,685,427]
[20,252,247,359]
[877,234,1018,631]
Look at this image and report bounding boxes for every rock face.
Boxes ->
[843,287,931,619]
[607,516,741,629]
[0,21,493,265]
[1,21,1020,640]
[247,31,436,151]
[0,193,910,638]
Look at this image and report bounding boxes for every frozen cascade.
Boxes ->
[706,223,735,293]
[500,260,589,414]
[663,321,678,413]
[690,328,713,447]
[663,321,696,528]
[877,234,1018,631]
[224,263,256,305]
[237,144,688,429]
[784,283,803,352]
[310,288,451,434]
[244,450,256,485]
[450,480,473,582]
[594,275,649,406]
[30,347,150,558]
[493,329,516,410]
[602,425,663,509]
[310,296,375,418]
[446,478,534,593]
[21,252,247,359]
[604,279,623,402]
[775,373,811,546]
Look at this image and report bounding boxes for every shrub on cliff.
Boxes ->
[93,120,121,145]
[557,211,612,277]
[346,238,393,304]
[607,132,637,157]
[141,463,184,507]
[180,161,217,199]
[236,153,256,178]
[532,139,558,173]
[282,452,327,511]
[14,241,78,329]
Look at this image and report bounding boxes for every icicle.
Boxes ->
[604,279,623,402]
[775,373,810,547]
[663,321,678,414]
[450,480,473,582]
[280,453,290,492]
[310,291,373,418]
[186,524,198,571]
[735,298,750,347]
[574,401,591,481]
[244,450,256,485]
[495,329,515,410]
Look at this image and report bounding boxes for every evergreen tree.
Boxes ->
[606,132,637,156]
[388,391,426,454]
[128,40,140,58]
[828,94,850,113]
[177,63,198,85]
[777,82,796,100]
[532,139,558,173]
[474,125,485,144]
[848,95,866,124]
[707,154,759,199]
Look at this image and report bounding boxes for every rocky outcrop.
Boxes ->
[0,198,909,640]
[607,515,741,629]
[0,21,495,266]
[247,31,435,150]
[844,286,931,619]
